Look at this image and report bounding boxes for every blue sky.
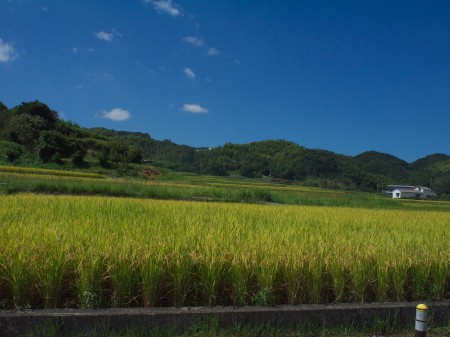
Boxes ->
[1,0,449,162]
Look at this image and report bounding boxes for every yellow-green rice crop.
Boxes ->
[0,165,104,179]
[0,194,448,308]
[0,171,106,183]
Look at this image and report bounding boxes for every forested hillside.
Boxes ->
[0,101,143,169]
[1,101,449,195]
[353,151,410,181]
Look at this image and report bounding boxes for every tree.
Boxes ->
[97,141,143,167]
[11,101,58,126]
[0,102,8,125]
[4,114,48,149]
[126,146,143,164]
[0,140,23,163]
[37,131,70,162]
[1,102,59,150]
[71,149,86,166]
[0,102,7,112]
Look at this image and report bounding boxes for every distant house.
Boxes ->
[387,185,437,199]
[417,186,438,199]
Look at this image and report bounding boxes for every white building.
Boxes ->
[388,185,437,199]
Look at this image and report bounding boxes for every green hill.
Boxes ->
[353,151,411,181]
[1,100,449,195]
[409,154,450,194]
[409,153,450,171]
[0,101,143,169]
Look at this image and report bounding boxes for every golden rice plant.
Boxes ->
[0,194,448,308]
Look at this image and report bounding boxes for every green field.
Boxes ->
[1,165,449,211]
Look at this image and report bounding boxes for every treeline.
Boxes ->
[97,128,450,195]
[0,101,143,169]
[1,100,449,194]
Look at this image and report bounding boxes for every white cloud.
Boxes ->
[94,31,114,42]
[182,103,208,114]
[182,36,204,47]
[150,0,181,16]
[101,108,132,121]
[184,67,195,79]
[207,47,219,56]
[183,37,221,57]
[0,38,18,62]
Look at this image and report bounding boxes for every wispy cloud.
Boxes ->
[207,47,219,56]
[182,36,205,47]
[100,108,132,121]
[184,67,195,79]
[94,30,122,42]
[146,0,181,16]
[0,38,18,62]
[183,36,219,57]
[94,31,114,42]
[182,103,208,114]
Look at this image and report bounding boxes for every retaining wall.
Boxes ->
[1,301,449,337]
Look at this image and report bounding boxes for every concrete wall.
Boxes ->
[1,302,449,337]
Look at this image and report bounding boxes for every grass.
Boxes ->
[24,317,450,337]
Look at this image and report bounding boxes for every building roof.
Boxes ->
[388,185,415,189]
[392,189,421,193]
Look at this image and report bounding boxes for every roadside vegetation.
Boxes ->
[25,317,450,337]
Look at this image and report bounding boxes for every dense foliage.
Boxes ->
[0,101,142,169]
[117,132,450,194]
[1,100,449,193]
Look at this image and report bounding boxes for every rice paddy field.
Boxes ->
[2,165,450,211]
[0,189,449,309]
